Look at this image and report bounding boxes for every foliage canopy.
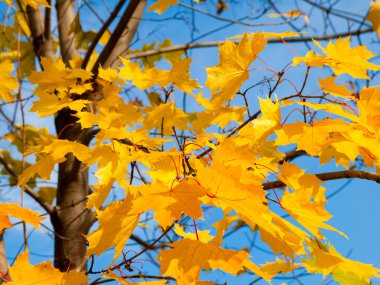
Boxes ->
[0,0,380,284]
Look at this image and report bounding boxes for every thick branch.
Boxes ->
[0,153,53,214]
[26,5,54,59]
[262,170,380,190]
[82,0,127,69]
[93,0,147,72]
[56,0,77,64]
[123,27,373,60]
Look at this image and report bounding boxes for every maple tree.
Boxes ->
[0,0,379,284]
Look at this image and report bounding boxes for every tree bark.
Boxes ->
[27,5,54,59]
[56,0,77,64]
[51,0,146,272]
[52,109,93,271]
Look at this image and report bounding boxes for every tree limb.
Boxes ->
[262,170,380,190]
[81,0,127,69]
[93,0,147,72]
[56,0,77,64]
[26,4,54,59]
[123,27,373,60]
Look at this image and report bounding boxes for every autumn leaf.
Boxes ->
[194,157,307,256]
[31,91,91,117]
[159,238,251,284]
[156,58,200,94]
[8,249,88,284]
[358,86,380,131]
[86,198,140,261]
[28,57,92,92]
[20,0,49,8]
[37,187,56,205]
[148,0,177,14]
[206,33,267,108]
[18,139,91,188]
[275,119,356,157]
[319,76,353,98]
[0,203,44,231]
[132,179,207,228]
[0,60,18,103]
[293,37,380,79]
[303,240,380,285]
[260,258,299,281]
[120,57,199,94]
[2,0,49,8]
[367,0,380,37]
[279,163,346,239]
[119,58,160,89]
[268,10,310,25]
[143,102,190,135]
[17,155,60,188]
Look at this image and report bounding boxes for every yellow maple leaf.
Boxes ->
[21,0,49,8]
[319,76,353,98]
[275,119,355,157]
[86,198,140,261]
[132,179,207,228]
[8,249,89,285]
[2,0,49,7]
[293,37,380,79]
[85,142,139,188]
[120,58,199,93]
[143,102,189,135]
[279,163,346,239]
[206,33,267,108]
[260,258,299,281]
[119,58,160,89]
[367,0,380,37]
[159,238,254,284]
[268,10,310,25]
[174,224,214,243]
[18,139,91,188]
[31,91,91,117]
[303,240,380,285]
[28,57,92,92]
[17,155,60,188]
[0,60,18,103]
[156,58,200,94]
[148,0,177,14]
[195,158,307,256]
[97,65,124,84]
[358,86,380,131]
[0,203,44,231]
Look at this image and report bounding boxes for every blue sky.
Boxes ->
[1,0,380,284]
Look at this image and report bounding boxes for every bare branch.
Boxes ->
[123,27,373,60]
[262,170,380,190]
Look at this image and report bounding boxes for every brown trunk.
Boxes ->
[52,109,92,272]
[50,0,147,272]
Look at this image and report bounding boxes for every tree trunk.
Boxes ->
[52,109,93,272]
[50,0,147,272]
